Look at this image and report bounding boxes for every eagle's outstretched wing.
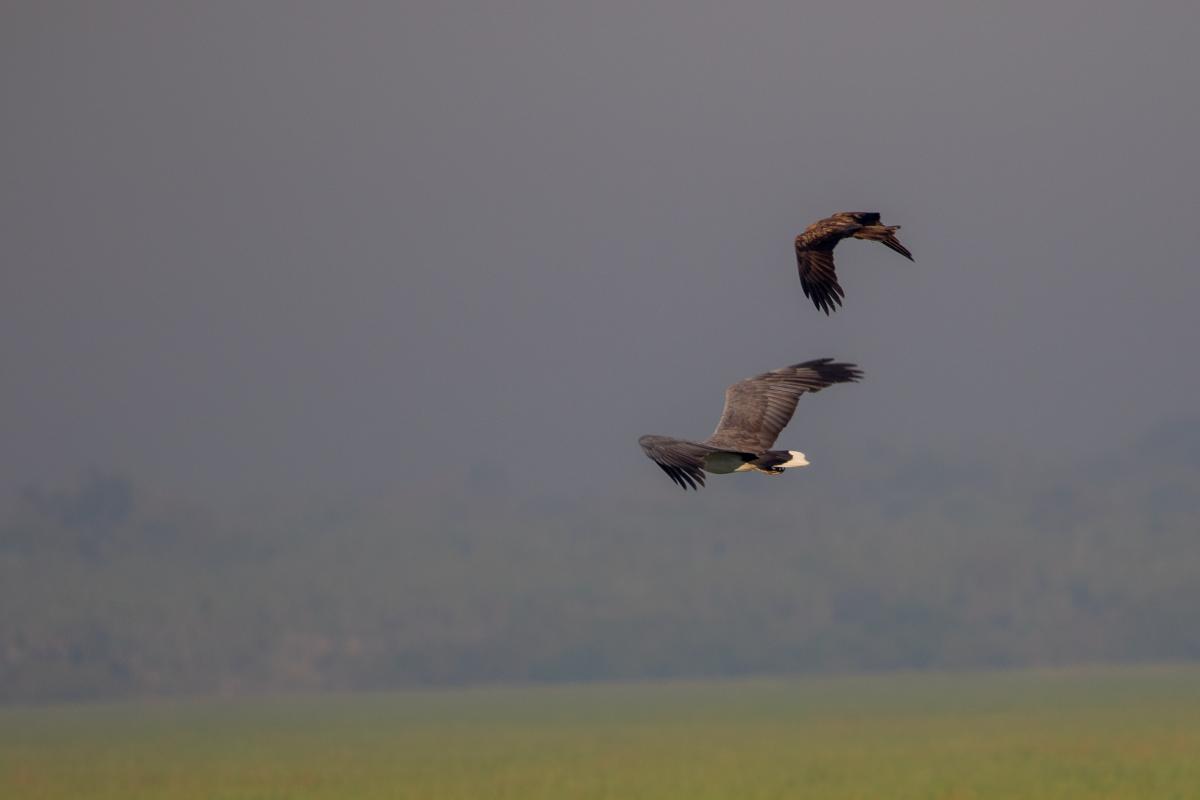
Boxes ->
[705,359,862,452]
[637,435,715,491]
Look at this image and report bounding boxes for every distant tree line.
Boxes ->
[2,422,1199,703]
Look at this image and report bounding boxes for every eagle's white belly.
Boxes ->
[706,450,810,474]
[704,451,750,474]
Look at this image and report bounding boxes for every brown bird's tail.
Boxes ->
[854,225,914,261]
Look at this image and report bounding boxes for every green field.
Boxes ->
[3,666,1199,799]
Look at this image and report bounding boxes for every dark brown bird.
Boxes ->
[794,211,913,314]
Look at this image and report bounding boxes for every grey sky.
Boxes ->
[3,1,1199,503]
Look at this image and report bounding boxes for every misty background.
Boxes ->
[2,2,1199,702]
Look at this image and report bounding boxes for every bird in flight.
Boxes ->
[794,211,913,314]
[638,358,862,491]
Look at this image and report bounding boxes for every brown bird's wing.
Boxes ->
[793,214,864,315]
[705,359,863,452]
